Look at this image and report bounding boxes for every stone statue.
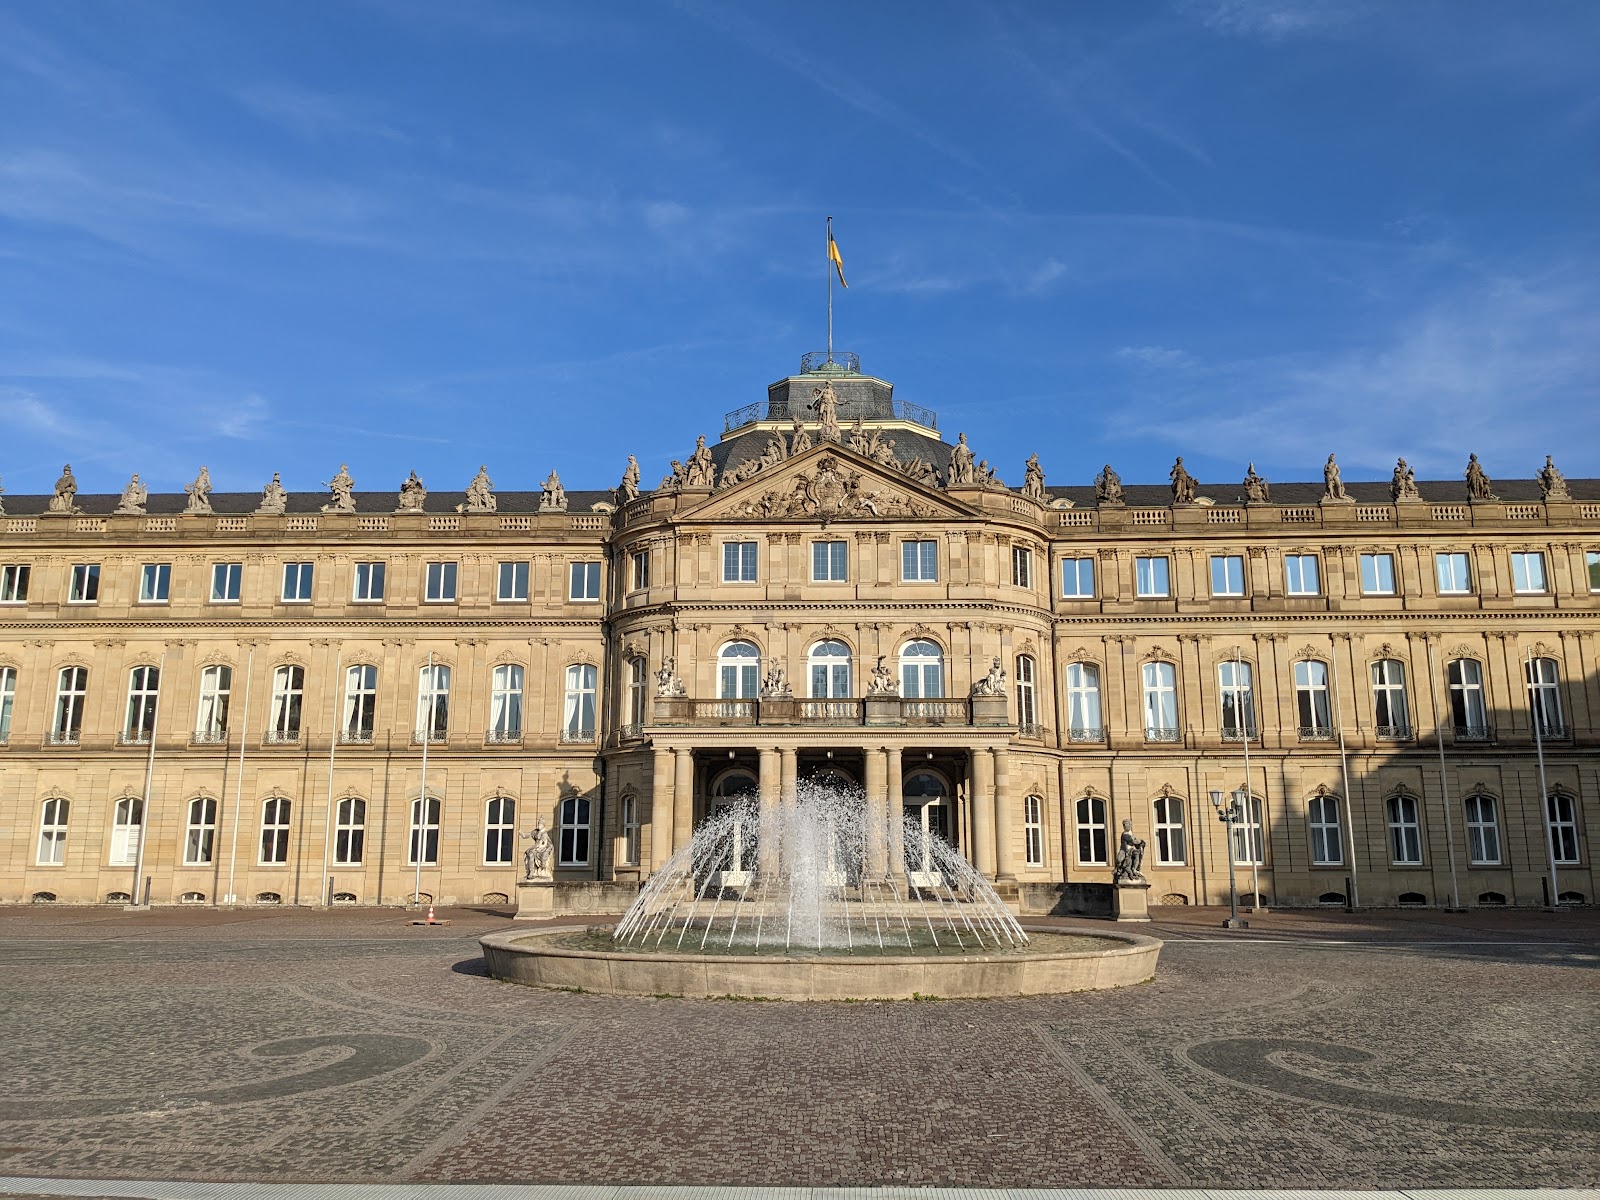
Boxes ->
[900,457,938,486]
[114,473,149,516]
[848,418,870,455]
[184,465,214,516]
[459,465,496,514]
[1321,453,1348,502]
[871,436,897,466]
[1022,453,1046,501]
[0,477,7,516]
[948,433,976,485]
[788,418,812,456]
[810,380,842,443]
[257,472,289,515]
[1095,463,1124,506]
[759,434,788,469]
[1465,453,1495,502]
[1538,454,1570,501]
[1113,819,1147,884]
[683,435,717,488]
[1242,463,1270,504]
[1169,457,1197,505]
[654,656,686,698]
[761,664,792,698]
[866,656,898,696]
[47,464,80,515]
[521,819,555,881]
[971,656,1007,697]
[618,455,640,503]
[1391,457,1420,502]
[395,470,426,513]
[539,469,567,513]
[321,463,356,513]
[660,460,687,493]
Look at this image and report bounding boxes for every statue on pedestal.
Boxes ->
[789,419,812,457]
[1390,457,1420,502]
[948,433,976,485]
[1465,453,1495,502]
[1022,453,1046,501]
[761,664,793,698]
[321,464,356,513]
[1095,463,1124,506]
[1321,453,1348,502]
[1537,455,1570,501]
[184,465,214,515]
[654,656,686,698]
[257,472,289,515]
[810,380,842,443]
[114,474,149,516]
[684,436,716,488]
[396,470,426,513]
[539,469,567,512]
[1242,463,1270,504]
[1170,457,1198,505]
[1113,819,1147,883]
[971,656,1007,697]
[867,656,898,696]
[618,455,640,503]
[459,465,497,514]
[46,465,80,515]
[521,820,554,882]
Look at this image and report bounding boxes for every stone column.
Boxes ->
[993,746,1016,881]
[758,746,780,874]
[779,746,798,820]
[971,749,997,877]
[672,747,695,854]
[886,746,905,873]
[864,745,888,876]
[650,747,674,870]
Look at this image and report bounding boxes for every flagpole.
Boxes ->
[826,215,834,363]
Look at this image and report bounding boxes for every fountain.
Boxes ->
[481,779,1160,1000]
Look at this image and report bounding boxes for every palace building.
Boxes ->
[1,352,1597,912]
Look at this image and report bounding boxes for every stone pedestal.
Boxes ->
[515,879,557,921]
[1112,881,1151,923]
[970,694,1008,726]
[864,696,901,726]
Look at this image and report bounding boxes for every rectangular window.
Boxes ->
[1436,552,1471,595]
[333,797,365,865]
[631,550,650,591]
[484,794,516,865]
[1218,660,1256,740]
[110,796,143,867]
[0,665,15,745]
[489,664,524,741]
[1011,546,1033,589]
[184,797,218,866]
[1141,661,1179,740]
[722,541,759,583]
[901,540,938,582]
[1024,795,1044,867]
[1294,660,1333,739]
[1284,554,1321,596]
[1232,795,1264,866]
[1135,556,1169,598]
[194,665,232,743]
[559,796,592,866]
[122,665,160,744]
[342,665,378,743]
[812,540,848,582]
[352,561,386,603]
[568,561,600,601]
[496,560,530,601]
[281,562,313,603]
[37,798,69,865]
[424,561,458,603]
[1371,659,1410,739]
[1588,551,1600,593]
[52,667,88,744]
[1465,794,1500,866]
[1210,555,1245,597]
[1065,663,1102,742]
[268,666,305,743]
[416,665,451,742]
[69,563,100,603]
[1360,553,1396,595]
[1061,557,1096,598]
[138,563,171,603]
[1,564,31,603]
[1014,655,1037,733]
[1154,795,1186,865]
[259,796,291,865]
[211,562,242,603]
[1075,795,1108,865]
[409,796,440,866]
[620,791,641,866]
[1309,793,1343,866]
[563,664,597,741]
[1387,794,1423,865]
[1547,793,1579,865]
[1511,552,1547,594]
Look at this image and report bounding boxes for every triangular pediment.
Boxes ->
[685,444,975,523]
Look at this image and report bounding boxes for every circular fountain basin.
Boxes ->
[480,926,1161,1000]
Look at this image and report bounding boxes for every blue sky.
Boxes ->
[1,0,1596,500]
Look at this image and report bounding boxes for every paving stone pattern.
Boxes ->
[0,905,1595,1189]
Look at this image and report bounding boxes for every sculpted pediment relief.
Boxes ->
[687,447,971,523]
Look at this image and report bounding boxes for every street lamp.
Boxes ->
[1209,789,1248,930]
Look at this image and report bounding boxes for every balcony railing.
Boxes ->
[486,729,523,745]
[1067,726,1106,744]
[45,730,80,746]
[1375,724,1411,741]
[618,723,645,742]
[118,731,153,746]
[1298,726,1336,742]
[264,729,301,745]
[339,730,375,745]
[412,729,448,745]
[901,699,969,725]
[1015,722,1045,739]
[560,727,597,744]
[191,729,229,745]
[651,697,979,728]
[1452,724,1493,743]
[1144,727,1183,744]
[1221,728,1259,743]
[1534,723,1568,741]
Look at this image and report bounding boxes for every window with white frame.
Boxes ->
[1547,792,1579,864]
[899,640,944,699]
[1218,660,1256,741]
[1024,795,1044,866]
[627,658,647,730]
[139,563,171,603]
[1210,555,1245,597]
[269,665,304,742]
[1526,657,1564,738]
[489,664,523,741]
[352,561,385,602]
[1436,552,1472,595]
[281,562,313,603]
[1360,553,1396,595]
[1386,792,1423,864]
[1464,792,1500,865]
[211,561,242,603]
[1014,655,1037,732]
[333,797,365,865]
[1308,792,1343,866]
[408,795,440,865]
[342,665,377,743]
[0,665,15,745]
[1153,794,1186,865]
[568,561,600,601]
[1061,556,1095,598]
[110,796,143,866]
[53,666,88,744]
[1284,554,1321,596]
[195,665,231,743]
[0,563,29,603]
[484,794,516,864]
[1075,795,1108,865]
[620,790,641,866]
[416,664,451,742]
[563,664,597,740]
[630,549,650,591]
[1588,550,1600,593]
[1294,660,1333,738]
[1135,556,1170,597]
[1011,546,1033,589]
[260,796,291,864]
[184,796,218,865]
[808,640,852,698]
[69,563,100,603]
[559,795,591,866]
[1511,551,1547,593]
[901,540,938,582]
[1232,794,1265,866]
[717,641,760,701]
[424,561,458,603]
[498,561,529,602]
[37,798,69,865]
[1141,660,1179,740]
[812,540,847,582]
[1447,659,1488,738]
[722,541,759,583]
[1066,662,1102,741]
[1371,659,1410,738]
[123,665,160,744]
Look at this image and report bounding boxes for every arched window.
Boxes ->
[808,640,852,699]
[52,666,88,744]
[268,665,304,743]
[334,797,366,865]
[184,796,217,865]
[195,665,231,744]
[1308,792,1342,866]
[489,664,524,742]
[484,794,516,864]
[1526,657,1564,739]
[122,665,160,745]
[1141,661,1179,742]
[563,664,597,741]
[1371,659,1409,739]
[37,797,69,865]
[1217,660,1256,741]
[1547,791,1579,865]
[1447,659,1488,740]
[718,641,761,700]
[1075,795,1108,865]
[1464,792,1500,865]
[559,795,591,866]
[1066,662,1102,742]
[415,664,451,743]
[259,796,291,864]
[1014,655,1037,733]
[409,795,441,865]
[110,796,142,866]
[1386,792,1422,864]
[342,665,378,744]
[898,640,943,699]
[1153,794,1185,865]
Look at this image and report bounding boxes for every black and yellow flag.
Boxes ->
[828,223,848,288]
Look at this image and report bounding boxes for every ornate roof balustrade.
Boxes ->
[649,695,983,729]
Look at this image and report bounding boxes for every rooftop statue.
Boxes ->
[1022,453,1046,502]
[810,380,842,444]
[539,469,567,512]
[1169,457,1198,505]
[1321,453,1349,502]
[459,464,496,514]
[114,473,149,516]
[1242,462,1270,504]
[684,435,716,488]
[948,432,976,486]
[184,465,214,516]
[395,470,426,513]
[257,472,289,515]
[848,418,870,455]
[617,455,640,503]
[1538,454,1570,501]
[1465,453,1495,502]
[789,418,812,456]
[46,464,80,516]
[1391,457,1420,502]
[1095,463,1124,506]
[321,463,356,514]
[0,476,6,516]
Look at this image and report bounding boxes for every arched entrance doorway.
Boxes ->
[902,769,954,888]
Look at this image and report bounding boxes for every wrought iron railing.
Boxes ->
[1144,727,1183,744]
[339,730,375,745]
[264,729,300,745]
[117,731,153,746]
[1067,726,1105,743]
[1298,726,1336,742]
[1375,724,1411,740]
[485,729,523,745]
[800,350,862,373]
[651,697,988,727]
[617,723,644,742]
[1534,722,1568,740]
[1452,725,1492,743]
[1221,728,1259,743]
[411,729,447,745]
[560,727,597,744]
[191,729,229,745]
[723,395,939,434]
[45,730,80,746]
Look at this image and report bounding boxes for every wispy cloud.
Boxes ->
[232,83,412,144]
[1177,0,1368,41]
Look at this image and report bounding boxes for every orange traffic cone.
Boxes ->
[426,903,436,924]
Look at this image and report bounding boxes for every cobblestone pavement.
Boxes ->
[0,904,1595,1189]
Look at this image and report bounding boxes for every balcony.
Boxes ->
[263,729,301,746]
[1375,725,1411,741]
[45,730,80,746]
[1144,727,1183,744]
[339,730,375,746]
[191,729,229,746]
[411,729,448,745]
[1298,726,1336,742]
[1067,726,1106,744]
[117,731,153,747]
[486,729,524,745]
[650,696,979,729]
[560,727,597,744]
[1452,724,1493,744]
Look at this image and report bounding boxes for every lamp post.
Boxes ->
[1209,789,1248,930]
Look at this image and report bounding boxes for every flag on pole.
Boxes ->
[828,224,848,288]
